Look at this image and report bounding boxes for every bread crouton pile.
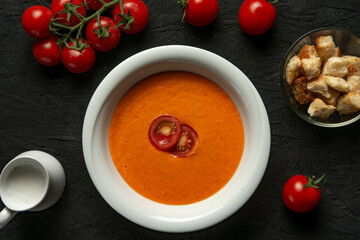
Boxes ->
[286,35,360,119]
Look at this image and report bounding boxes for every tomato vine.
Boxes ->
[50,0,133,50]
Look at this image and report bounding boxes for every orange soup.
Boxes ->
[109,71,244,205]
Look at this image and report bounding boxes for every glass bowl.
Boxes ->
[280,27,360,127]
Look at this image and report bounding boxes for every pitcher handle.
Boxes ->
[0,207,17,228]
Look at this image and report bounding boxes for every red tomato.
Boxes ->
[33,36,62,66]
[238,0,277,35]
[22,6,53,39]
[51,0,87,26]
[85,16,120,52]
[85,0,111,10]
[282,174,325,213]
[171,124,198,157]
[62,39,96,73]
[112,0,149,34]
[149,115,182,151]
[178,0,218,27]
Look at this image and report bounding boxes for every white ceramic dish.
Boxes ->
[82,45,271,233]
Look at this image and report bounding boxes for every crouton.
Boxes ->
[336,92,360,115]
[308,98,336,118]
[334,46,341,57]
[288,35,360,118]
[307,75,330,98]
[301,57,322,80]
[324,75,350,92]
[298,45,319,59]
[317,88,340,106]
[322,57,349,77]
[315,35,337,62]
[347,75,360,92]
[290,76,315,104]
[343,55,360,76]
[286,55,302,84]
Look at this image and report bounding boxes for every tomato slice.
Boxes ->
[171,124,198,157]
[149,115,182,150]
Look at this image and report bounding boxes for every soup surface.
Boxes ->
[109,71,244,205]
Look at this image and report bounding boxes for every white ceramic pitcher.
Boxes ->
[0,150,65,228]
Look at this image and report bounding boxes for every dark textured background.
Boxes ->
[1,0,360,239]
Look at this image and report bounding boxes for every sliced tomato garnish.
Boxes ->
[171,124,198,157]
[149,115,182,150]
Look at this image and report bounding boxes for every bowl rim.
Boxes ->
[280,26,360,127]
[82,45,271,232]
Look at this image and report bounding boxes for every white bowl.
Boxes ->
[82,45,271,233]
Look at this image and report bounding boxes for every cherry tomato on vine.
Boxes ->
[112,0,149,34]
[85,0,112,10]
[62,39,96,73]
[238,0,277,36]
[282,174,326,213]
[22,6,53,39]
[86,16,120,52]
[51,0,87,27]
[33,36,62,66]
[178,0,218,27]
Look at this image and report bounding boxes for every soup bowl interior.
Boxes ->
[82,45,270,232]
[281,27,360,127]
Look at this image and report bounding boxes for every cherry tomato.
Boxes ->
[238,0,277,36]
[178,0,218,27]
[149,115,182,151]
[112,0,149,34]
[51,0,87,26]
[33,36,62,66]
[85,0,111,10]
[85,16,120,52]
[62,39,96,73]
[282,174,326,213]
[22,6,53,39]
[171,124,198,157]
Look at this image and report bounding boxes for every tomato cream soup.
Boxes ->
[109,71,244,205]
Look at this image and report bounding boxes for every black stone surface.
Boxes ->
[1,0,360,239]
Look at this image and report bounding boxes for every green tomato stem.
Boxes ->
[177,0,188,23]
[119,0,125,15]
[303,174,326,189]
[268,0,280,4]
[75,24,83,40]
